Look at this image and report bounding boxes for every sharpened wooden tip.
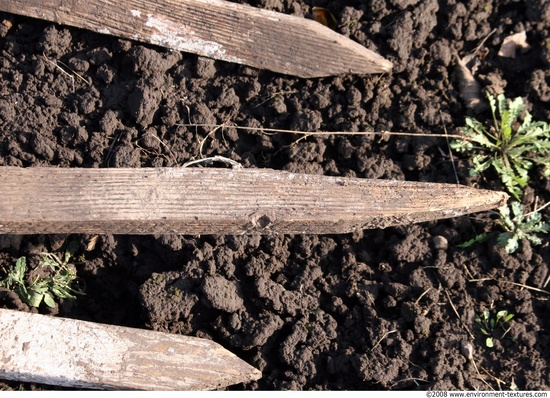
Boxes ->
[0,167,508,235]
[0,0,392,77]
[0,309,262,390]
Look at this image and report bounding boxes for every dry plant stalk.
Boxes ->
[179,123,468,141]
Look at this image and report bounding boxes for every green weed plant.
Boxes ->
[451,92,550,200]
[476,309,514,348]
[457,201,550,253]
[452,92,550,253]
[497,201,550,253]
[0,242,83,308]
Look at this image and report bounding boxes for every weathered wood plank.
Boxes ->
[0,0,392,78]
[0,309,262,390]
[0,167,508,235]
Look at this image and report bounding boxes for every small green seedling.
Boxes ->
[476,309,514,348]
[457,201,549,253]
[497,201,550,253]
[451,92,550,200]
[0,242,83,308]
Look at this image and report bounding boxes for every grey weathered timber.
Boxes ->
[0,167,508,235]
[0,0,393,78]
[0,308,262,390]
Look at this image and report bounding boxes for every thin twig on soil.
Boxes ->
[523,200,550,218]
[197,125,224,157]
[414,287,433,305]
[104,132,123,167]
[442,115,460,184]
[475,374,495,391]
[470,359,483,383]
[55,58,90,86]
[146,133,178,166]
[182,156,242,169]
[42,55,75,91]
[177,123,469,141]
[479,365,507,387]
[468,278,550,295]
[41,55,90,88]
[462,263,477,280]
[444,289,475,340]
[251,89,298,108]
[195,116,236,158]
[390,377,430,387]
[470,28,497,56]
[370,329,397,352]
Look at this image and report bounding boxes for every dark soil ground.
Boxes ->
[0,0,549,391]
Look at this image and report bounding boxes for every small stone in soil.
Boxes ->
[433,235,449,250]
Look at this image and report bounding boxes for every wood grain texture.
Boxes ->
[0,167,508,235]
[0,308,262,390]
[1,0,393,78]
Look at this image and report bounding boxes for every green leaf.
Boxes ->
[503,313,514,323]
[43,293,56,308]
[455,232,492,248]
[14,257,27,282]
[511,201,524,219]
[26,291,44,308]
[497,231,516,249]
[525,234,542,246]
[504,235,520,253]
[486,337,494,348]
[496,310,508,319]
[15,286,29,302]
[471,155,493,174]
[507,97,525,121]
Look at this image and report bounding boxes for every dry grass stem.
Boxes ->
[468,278,550,295]
[390,377,430,387]
[444,289,475,340]
[442,117,460,184]
[197,125,224,157]
[182,156,242,169]
[414,287,433,305]
[177,123,468,141]
[462,263,477,280]
[147,133,178,166]
[524,200,550,218]
[370,330,398,352]
[479,365,507,387]
[252,89,298,108]
[41,55,90,88]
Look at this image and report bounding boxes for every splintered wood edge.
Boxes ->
[0,167,509,235]
[0,309,262,390]
[0,0,392,77]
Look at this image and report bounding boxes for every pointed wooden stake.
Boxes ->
[0,0,392,78]
[0,309,261,390]
[0,167,508,235]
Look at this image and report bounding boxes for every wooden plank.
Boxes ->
[0,0,392,78]
[0,309,262,390]
[0,167,508,235]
